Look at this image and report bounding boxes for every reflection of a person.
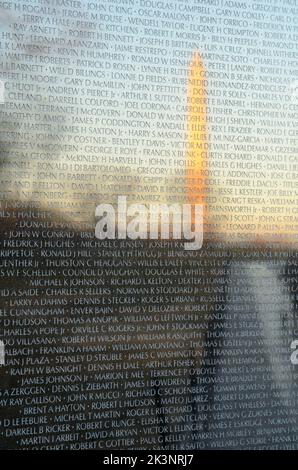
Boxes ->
[186,53,297,449]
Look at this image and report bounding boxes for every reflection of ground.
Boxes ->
[0,206,298,450]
